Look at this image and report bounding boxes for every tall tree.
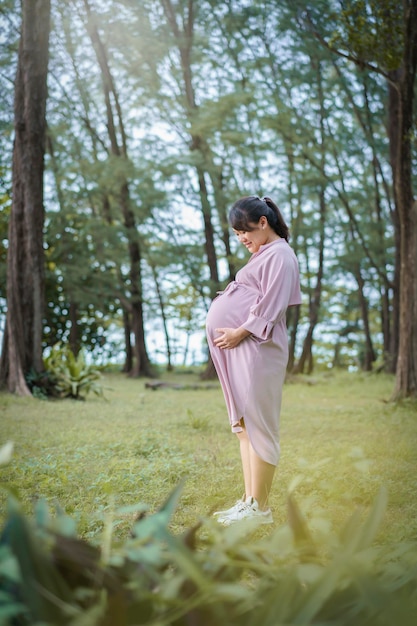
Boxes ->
[82,0,153,376]
[160,0,221,298]
[305,0,417,395]
[387,0,417,397]
[0,0,51,394]
[1,0,407,374]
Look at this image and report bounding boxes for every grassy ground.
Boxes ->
[0,369,416,546]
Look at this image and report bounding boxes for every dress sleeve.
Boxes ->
[241,247,301,340]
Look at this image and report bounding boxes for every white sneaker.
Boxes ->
[218,497,273,526]
[213,495,248,519]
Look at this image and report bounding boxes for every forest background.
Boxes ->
[0,0,416,398]
[1,3,417,621]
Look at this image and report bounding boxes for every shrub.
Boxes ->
[0,471,416,626]
[43,344,104,400]
[25,367,58,400]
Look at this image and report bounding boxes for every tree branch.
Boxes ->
[301,8,400,92]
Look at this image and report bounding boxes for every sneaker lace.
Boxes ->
[235,500,252,513]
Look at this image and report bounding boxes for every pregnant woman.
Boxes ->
[206,195,301,525]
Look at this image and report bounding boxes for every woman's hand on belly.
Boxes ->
[214,326,251,349]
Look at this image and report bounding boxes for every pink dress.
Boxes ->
[206,239,302,466]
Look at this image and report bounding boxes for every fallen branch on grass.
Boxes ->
[145,380,218,391]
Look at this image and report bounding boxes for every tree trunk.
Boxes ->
[68,301,80,356]
[209,162,237,280]
[306,1,417,394]
[379,284,392,370]
[84,0,152,376]
[293,60,326,374]
[287,304,300,372]
[390,1,417,397]
[200,355,217,381]
[195,164,220,297]
[354,266,375,371]
[412,200,417,385]
[0,0,51,395]
[387,77,402,375]
[150,265,173,371]
[122,309,133,373]
[160,1,223,379]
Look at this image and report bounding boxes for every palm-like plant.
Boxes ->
[44,343,103,400]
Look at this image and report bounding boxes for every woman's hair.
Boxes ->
[229,196,289,242]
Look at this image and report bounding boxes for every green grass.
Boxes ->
[1,369,417,545]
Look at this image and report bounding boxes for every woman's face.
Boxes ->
[233,216,271,253]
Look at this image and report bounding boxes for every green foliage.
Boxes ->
[2,0,404,374]
[0,470,416,626]
[328,0,404,70]
[25,367,57,400]
[43,344,104,400]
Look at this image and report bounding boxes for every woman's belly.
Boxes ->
[206,282,258,341]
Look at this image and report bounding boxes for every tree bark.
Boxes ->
[121,309,133,373]
[293,186,325,375]
[68,301,80,356]
[150,264,173,371]
[354,266,376,371]
[390,0,417,397]
[0,0,51,395]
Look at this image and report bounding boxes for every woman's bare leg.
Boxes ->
[248,443,275,509]
[236,422,276,510]
[236,428,251,498]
